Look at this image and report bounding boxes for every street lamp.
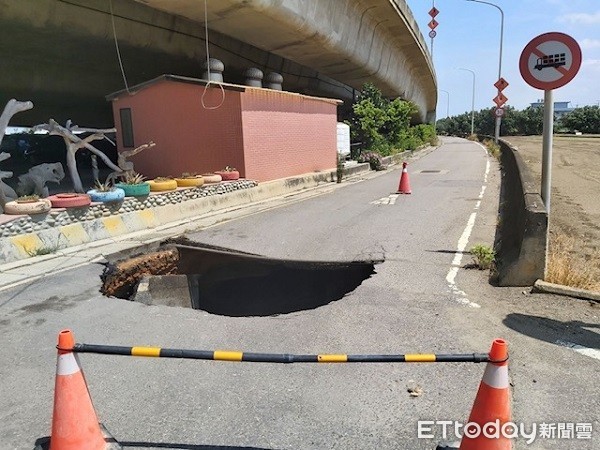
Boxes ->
[439,89,450,118]
[466,0,504,142]
[458,68,476,136]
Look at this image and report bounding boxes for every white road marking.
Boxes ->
[555,340,600,361]
[371,194,399,205]
[445,158,491,308]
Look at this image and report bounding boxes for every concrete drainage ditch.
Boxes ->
[101,238,382,317]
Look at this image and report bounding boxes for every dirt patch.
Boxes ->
[100,249,179,298]
[503,135,600,289]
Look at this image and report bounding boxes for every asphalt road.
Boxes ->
[0,137,597,449]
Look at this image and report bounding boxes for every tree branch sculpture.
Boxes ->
[106,141,155,185]
[0,99,34,211]
[0,99,33,149]
[0,152,16,211]
[35,119,122,193]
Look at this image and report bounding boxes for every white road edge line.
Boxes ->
[555,340,600,361]
[445,158,491,308]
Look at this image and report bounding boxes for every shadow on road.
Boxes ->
[120,443,275,450]
[425,249,470,255]
[503,313,600,349]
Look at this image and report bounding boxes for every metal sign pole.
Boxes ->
[541,89,554,213]
[494,116,501,143]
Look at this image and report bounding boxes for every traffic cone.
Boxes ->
[397,162,412,194]
[459,339,511,450]
[44,330,119,450]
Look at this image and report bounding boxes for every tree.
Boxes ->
[345,83,429,156]
[560,106,600,134]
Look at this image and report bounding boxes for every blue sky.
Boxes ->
[405,0,600,117]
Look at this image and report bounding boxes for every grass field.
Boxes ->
[503,135,600,291]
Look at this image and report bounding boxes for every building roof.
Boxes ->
[106,74,343,106]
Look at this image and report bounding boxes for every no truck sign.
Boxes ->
[519,32,582,214]
[519,32,582,90]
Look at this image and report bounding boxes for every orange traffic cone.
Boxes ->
[44,330,119,450]
[397,162,412,194]
[459,339,511,450]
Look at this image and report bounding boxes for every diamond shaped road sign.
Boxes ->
[429,7,439,18]
[493,92,508,108]
[428,19,439,30]
[494,77,509,92]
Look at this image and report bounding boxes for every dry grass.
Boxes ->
[506,136,600,293]
[546,233,600,291]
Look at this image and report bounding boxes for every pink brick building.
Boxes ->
[107,75,340,182]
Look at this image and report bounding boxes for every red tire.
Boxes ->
[214,171,240,181]
[48,193,91,208]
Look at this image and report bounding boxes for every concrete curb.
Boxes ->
[532,279,600,302]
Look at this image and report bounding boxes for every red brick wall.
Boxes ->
[111,78,338,182]
[240,89,338,182]
[112,81,245,179]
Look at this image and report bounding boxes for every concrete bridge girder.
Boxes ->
[0,0,436,126]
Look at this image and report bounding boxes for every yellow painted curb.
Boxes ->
[59,223,90,246]
[137,209,158,227]
[102,216,128,236]
[9,234,44,257]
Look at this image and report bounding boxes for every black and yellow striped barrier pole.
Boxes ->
[68,343,493,364]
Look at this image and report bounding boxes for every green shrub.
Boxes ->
[470,244,495,270]
[345,83,435,156]
[26,245,59,257]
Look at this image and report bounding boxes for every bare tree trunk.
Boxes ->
[63,138,84,193]
[0,99,34,149]
[0,152,14,209]
[91,155,99,183]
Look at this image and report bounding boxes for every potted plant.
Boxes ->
[115,172,150,197]
[87,180,125,203]
[202,173,222,184]
[175,172,205,188]
[148,176,178,192]
[214,165,240,181]
[3,194,52,215]
[47,192,91,208]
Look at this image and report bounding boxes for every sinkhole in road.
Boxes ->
[100,238,382,317]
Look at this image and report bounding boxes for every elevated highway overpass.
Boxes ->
[1,0,436,127]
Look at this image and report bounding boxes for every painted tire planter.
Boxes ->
[4,198,52,215]
[48,193,91,208]
[115,182,150,197]
[202,173,222,184]
[87,188,125,203]
[148,179,178,192]
[175,176,205,188]
[214,170,240,181]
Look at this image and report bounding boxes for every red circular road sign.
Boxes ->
[494,107,505,118]
[429,30,437,38]
[519,32,582,90]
